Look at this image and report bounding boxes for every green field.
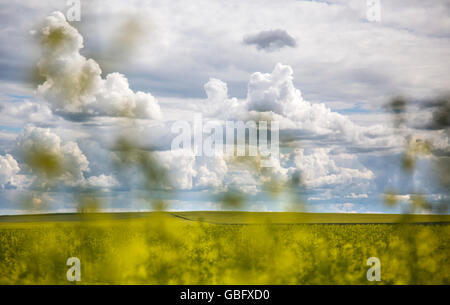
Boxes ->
[171,211,450,224]
[0,212,449,284]
[1,211,449,224]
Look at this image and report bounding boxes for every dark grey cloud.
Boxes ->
[243,29,296,52]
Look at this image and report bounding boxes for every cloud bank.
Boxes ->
[0,3,447,213]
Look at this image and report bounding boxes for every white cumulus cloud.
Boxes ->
[0,154,23,188]
[87,174,119,189]
[15,126,89,187]
[36,12,162,119]
[292,148,373,188]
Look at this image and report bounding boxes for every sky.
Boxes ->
[0,0,449,214]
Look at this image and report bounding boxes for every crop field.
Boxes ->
[0,212,449,284]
